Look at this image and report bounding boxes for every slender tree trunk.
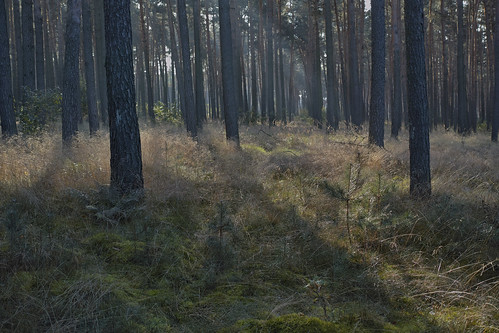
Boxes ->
[492,0,499,141]
[391,0,402,137]
[219,0,239,144]
[266,0,275,125]
[12,0,22,100]
[82,0,98,134]
[22,0,35,91]
[249,0,258,121]
[405,0,431,197]
[0,0,18,136]
[93,0,107,124]
[325,0,339,130]
[61,0,81,144]
[139,0,155,123]
[206,5,216,120]
[258,0,266,122]
[369,0,385,147]
[177,0,197,136]
[441,0,449,129]
[348,0,362,127]
[457,0,468,134]
[34,0,44,90]
[193,0,206,126]
[41,0,54,89]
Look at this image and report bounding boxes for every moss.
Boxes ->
[224,313,349,332]
[83,232,146,264]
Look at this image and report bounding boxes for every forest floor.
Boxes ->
[0,122,498,332]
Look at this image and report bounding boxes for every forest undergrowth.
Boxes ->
[0,122,498,332]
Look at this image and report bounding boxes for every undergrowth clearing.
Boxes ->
[1,123,498,332]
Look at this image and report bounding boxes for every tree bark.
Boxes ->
[82,0,99,134]
[22,0,35,91]
[34,0,44,90]
[457,0,468,134]
[193,0,206,126]
[0,0,18,136]
[405,0,431,197]
[219,0,239,144]
[104,0,143,194]
[492,0,499,141]
[177,0,197,136]
[324,0,339,130]
[93,0,107,124]
[369,0,385,147]
[139,0,155,124]
[348,0,362,127]
[61,0,81,144]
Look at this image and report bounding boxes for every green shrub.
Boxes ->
[153,102,183,126]
[17,88,62,134]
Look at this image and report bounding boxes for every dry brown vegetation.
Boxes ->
[1,122,498,332]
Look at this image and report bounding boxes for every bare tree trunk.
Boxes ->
[61,0,81,144]
[82,0,98,134]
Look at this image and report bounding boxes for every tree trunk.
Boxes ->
[348,0,362,127]
[193,0,206,126]
[82,0,99,134]
[93,0,107,124]
[266,0,275,125]
[368,0,385,147]
[457,0,468,134]
[219,0,239,144]
[34,0,44,90]
[441,0,449,129]
[139,0,155,123]
[61,0,81,144]
[405,0,431,197]
[104,0,143,194]
[391,0,402,137]
[492,0,499,141]
[22,0,35,91]
[324,0,339,130]
[177,0,197,137]
[0,0,18,136]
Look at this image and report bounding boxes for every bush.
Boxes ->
[153,102,183,126]
[17,88,62,134]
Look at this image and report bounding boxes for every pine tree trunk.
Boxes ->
[93,0,107,124]
[457,0,468,134]
[193,0,206,126]
[139,0,155,123]
[325,0,339,130]
[219,0,239,143]
[22,0,35,91]
[492,0,499,141]
[82,0,99,134]
[34,0,44,91]
[405,0,431,197]
[0,0,18,136]
[62,0,81,144]
[104,0,143,194]
[368,0,385,147]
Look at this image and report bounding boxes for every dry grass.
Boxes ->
[0,122,498,332]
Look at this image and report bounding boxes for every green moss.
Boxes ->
[225,314,349,332]
[83,232,146,263]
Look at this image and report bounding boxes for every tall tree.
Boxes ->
[22,0,35,91]
[219,0,239,143]
[348,0,363,127]
[61,0,81,144]
[0,0,18,136]
[391,0,402,137]
[12,0,22,100]
[266,0,275,125]
[193,0,206,125]
[34,0,44,90]
[405,0,431,197]
[82,0,99,134]
[493,0,499,142]
[457,0,468,134]
[440,0,449,129]
[368,0,385,147]
[324,0,339,130]
[93,0,108,124]
[139,0,155,123]
[177,0,197,136]
[104,0,143,194]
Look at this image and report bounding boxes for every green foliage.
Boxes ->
[228,314,347,332]
[153,101,183,126]
[17,88,62,134]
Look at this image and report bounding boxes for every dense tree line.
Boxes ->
[2,0,499,194]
